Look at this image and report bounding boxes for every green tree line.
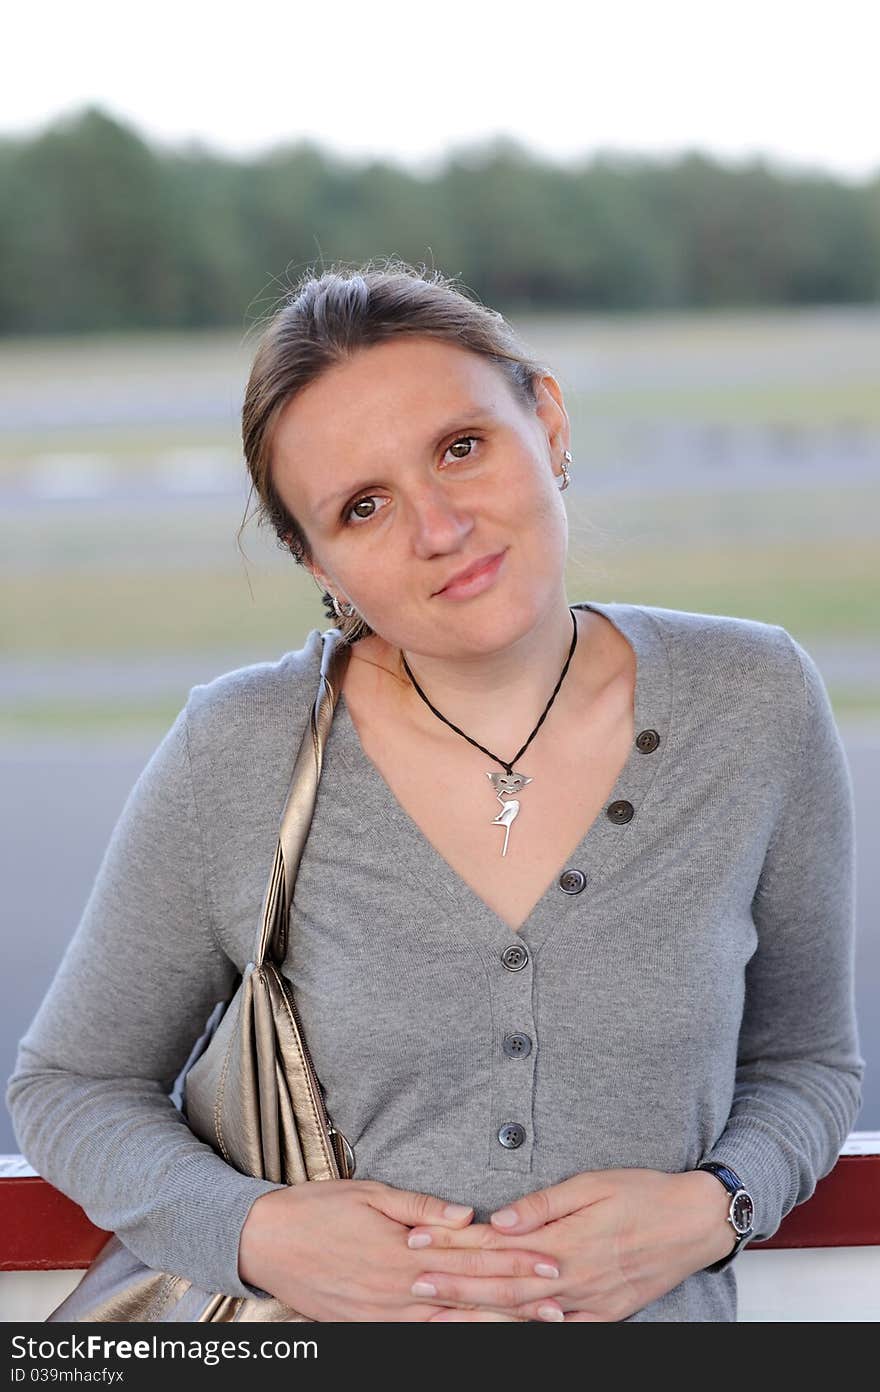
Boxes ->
[1,105,878,335]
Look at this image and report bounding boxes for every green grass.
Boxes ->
[0,567,327,654]
[0,701,185,738]
[565,537,880,638]
[568,379,880,426]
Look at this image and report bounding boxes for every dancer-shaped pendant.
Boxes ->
[487,770,533,857]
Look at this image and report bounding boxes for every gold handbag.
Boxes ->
[47,627,356,1322]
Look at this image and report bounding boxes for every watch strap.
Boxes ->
[697,1162,754,1272]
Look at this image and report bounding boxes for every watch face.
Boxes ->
[731,1191,754,1235]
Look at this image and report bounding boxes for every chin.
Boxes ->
[437,594,539,649]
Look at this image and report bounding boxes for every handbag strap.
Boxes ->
[253,627,353,967]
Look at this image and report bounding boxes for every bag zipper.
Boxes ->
[269,962,356,1179]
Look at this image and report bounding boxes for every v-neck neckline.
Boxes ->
[328,600,673,954]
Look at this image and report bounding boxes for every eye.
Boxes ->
[442,435,480,465]
[344,494,388,526]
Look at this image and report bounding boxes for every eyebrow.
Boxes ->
[311,406,497,517]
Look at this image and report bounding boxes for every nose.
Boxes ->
[406,477,475,560]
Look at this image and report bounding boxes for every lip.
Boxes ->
[434,550,507,598]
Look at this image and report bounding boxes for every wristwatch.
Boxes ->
[696,1162,755,1271]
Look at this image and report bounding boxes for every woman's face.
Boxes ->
[269,334,571,659]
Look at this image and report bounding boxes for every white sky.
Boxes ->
[4,1,878,180]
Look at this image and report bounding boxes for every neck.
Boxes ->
[396,595,582,758]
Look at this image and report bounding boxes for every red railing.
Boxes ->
[2,1146,878,1272]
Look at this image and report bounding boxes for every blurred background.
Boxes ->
[1,1,878,1149]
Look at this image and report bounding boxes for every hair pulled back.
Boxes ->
[240,257,551,643]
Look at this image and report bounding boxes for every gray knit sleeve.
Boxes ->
[700,633,865,1245]
[4,706,286,1298]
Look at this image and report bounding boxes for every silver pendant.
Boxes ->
[487,770,533,857]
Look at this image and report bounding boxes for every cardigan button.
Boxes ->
[607,799,635,824]
[636,729,660,753]
[501,944,529,971]
[559,868,587,894]
[502,1032,533,1058]
[498,1123,526,1149]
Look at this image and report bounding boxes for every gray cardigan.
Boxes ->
[6,600,864,1322]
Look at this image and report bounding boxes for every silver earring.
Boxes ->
[558,449,572,490]
[331,595,357,620]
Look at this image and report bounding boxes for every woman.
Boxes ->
[7,262,864,1323]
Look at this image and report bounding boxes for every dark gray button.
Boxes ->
[502,1032,532,1058]
[607,799,635,824]
[558,868,586,894]
[636,729,660,754]
[500,943,529,971]
[497,1123,526,1149]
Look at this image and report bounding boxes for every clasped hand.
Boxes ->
[240,1167,734,1321]
[406,1167,736,1322]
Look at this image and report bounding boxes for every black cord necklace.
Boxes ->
[400,606,579,857]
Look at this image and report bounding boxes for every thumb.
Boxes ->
[489,1175,593,1234]
[366,1182,474,1229]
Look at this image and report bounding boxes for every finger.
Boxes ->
[564,1311,606,1322]
[489,1175,604,1234]
[426,1296,567,1322]
[428,1308,529,1322]
[507,1299,569,1323]
[406,1221,536,1252]
[410,1245,561,1281]
[410,1272,563,1310]
[405,1300,527,1322]
[364,1183,474,1229]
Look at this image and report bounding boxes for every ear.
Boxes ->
[302,556,332,593]
[305,563,352,616]
[533,372,571,455]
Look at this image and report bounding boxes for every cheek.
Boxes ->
[518,474,568,542]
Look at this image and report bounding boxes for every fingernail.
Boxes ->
[534,1262,560,1278]
[443,1203,473,1220]
[408,1232,432,1248]
[411,1280,437,1296]
[491,1207,518,1227]
[538,1305,564,1322]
